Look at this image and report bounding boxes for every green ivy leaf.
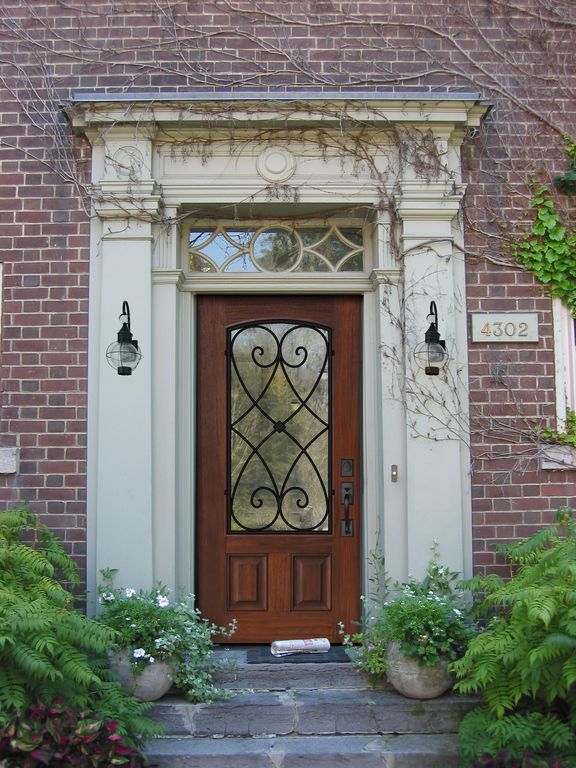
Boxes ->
[513,173,576,317]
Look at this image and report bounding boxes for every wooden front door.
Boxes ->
[196,295,361,643]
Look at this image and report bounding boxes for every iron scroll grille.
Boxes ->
[227,321,331,533]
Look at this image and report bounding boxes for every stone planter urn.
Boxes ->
[386,642,454,699]
[111,652,173,701]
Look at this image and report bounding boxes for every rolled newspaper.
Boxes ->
[270,638,331,657]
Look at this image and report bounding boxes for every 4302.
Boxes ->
[480,321,529,338]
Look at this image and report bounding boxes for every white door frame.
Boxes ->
[67,94,487,610]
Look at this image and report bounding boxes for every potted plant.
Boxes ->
[343,547,475,698]
[98,570,236,702]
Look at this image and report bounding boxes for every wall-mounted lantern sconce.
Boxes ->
[414,301,447,376]
[106,301,142,376]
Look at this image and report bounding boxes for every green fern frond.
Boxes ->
[483,677,525,717]
[503,525,558,562]
[563,655,576,687]
[10,643,62,682]
[459,707,576,766]
[53,644,102,687]
[489,711,574,752]
[39,531,80,585]
[4,542,55,579]
[526,594,559,626]
[0,684,27,714]
[54,610,116,652]
[529,632,576,660]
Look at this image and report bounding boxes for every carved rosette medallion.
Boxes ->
[256,147,297,183]
[110,146,146,181]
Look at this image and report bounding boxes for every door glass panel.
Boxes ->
[228,322,330,533]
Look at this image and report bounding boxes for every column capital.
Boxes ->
[395,180,466,222]
[92,180,163,221]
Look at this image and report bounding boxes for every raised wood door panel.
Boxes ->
[196,295,361,643]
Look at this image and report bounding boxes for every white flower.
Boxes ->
[99,592,115,603]
[124,588,136,598]
[133,648,146,659]
[453,608,463,617]
[148,656,155,663]
[156,595,170,608]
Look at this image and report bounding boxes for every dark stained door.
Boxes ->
[196,295,361,643]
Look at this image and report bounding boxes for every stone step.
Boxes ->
[147,655,477,766]
[150,689,477,738]
[213,660,382,691]
[145,733,460,768]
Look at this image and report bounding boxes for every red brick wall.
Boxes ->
[465,264,575,574]
[0,0,574,580]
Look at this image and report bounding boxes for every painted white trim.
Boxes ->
[553,298,569,428]
[0,262,3,347]
[85,212,102,615]
[557,299,576,414]
[171,273,379,294]
[540,444,576,469]
[176,292,195,595]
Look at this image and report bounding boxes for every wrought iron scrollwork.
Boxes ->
[228,322,331,533]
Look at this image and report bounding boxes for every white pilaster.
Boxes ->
[89,129,161,593]
[95,220,154,590]
[396,180,471,578]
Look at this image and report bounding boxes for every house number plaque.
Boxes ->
[471,313,539,343]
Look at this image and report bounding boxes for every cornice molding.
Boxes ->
[66,94,491,132]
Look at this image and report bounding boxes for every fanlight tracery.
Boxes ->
[189,225,363,273]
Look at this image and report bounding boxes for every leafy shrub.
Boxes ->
[453,508,576,766]
[0,701,150,767]
[0,506,161,753]
[98,571,236,702]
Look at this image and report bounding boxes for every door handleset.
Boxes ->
[340,482,354,537]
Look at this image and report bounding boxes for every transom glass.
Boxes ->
[189,225,363,273]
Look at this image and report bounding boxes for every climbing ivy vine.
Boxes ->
[540,408,576,448]
[513,143,576,317]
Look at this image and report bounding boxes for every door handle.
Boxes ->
[340,482,353,537]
